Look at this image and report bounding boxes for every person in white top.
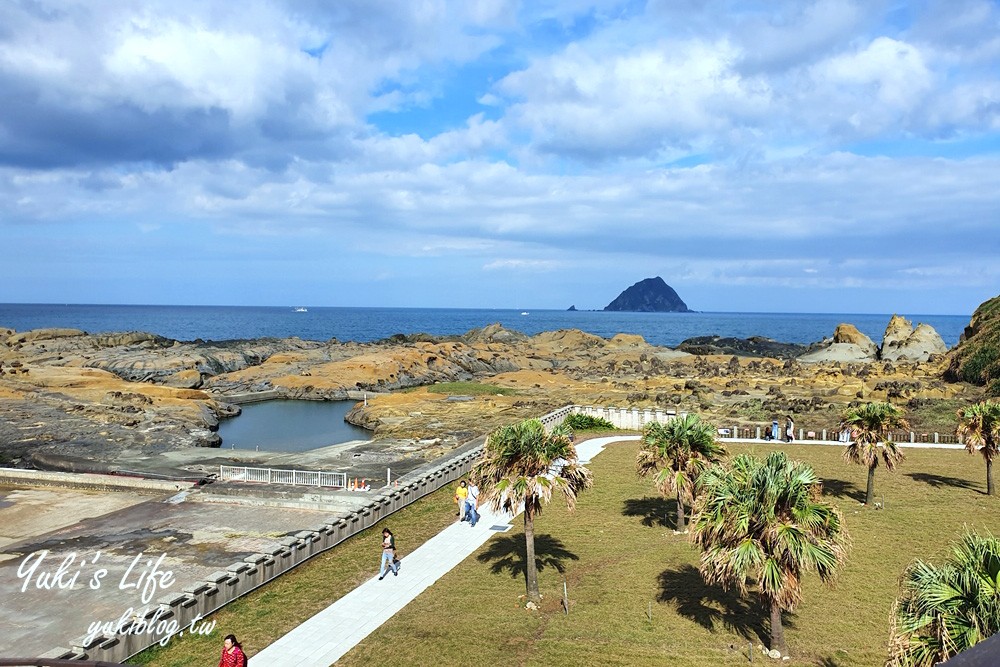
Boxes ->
[465,482,480,527]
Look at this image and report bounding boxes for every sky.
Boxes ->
[1,0,999,315]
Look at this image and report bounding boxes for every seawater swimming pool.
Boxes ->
[217,399,371,452]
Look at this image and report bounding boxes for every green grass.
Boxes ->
[424,381,518,396]
[905,397,969,433]
[134,440,1000,667]
[338,440,1000,667]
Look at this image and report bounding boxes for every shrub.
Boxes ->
[563,413,616,431]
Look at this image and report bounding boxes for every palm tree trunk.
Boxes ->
[676,489,686,532]
[524,504,541,603]
[770,598,787,655]
[866,464,876,505]
[988,457,994,496]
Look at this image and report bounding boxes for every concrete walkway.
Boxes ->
[250,432,965,665]
[249,435,638,666]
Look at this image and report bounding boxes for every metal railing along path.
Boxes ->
[219,465,348,489]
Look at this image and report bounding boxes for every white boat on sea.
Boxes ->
[520,311,529,315]
[293,307,308,312]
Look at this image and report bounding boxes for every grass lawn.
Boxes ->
[338,440,1000,667]
[134,438,1000,667]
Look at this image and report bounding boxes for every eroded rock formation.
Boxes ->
[880,315,948,362]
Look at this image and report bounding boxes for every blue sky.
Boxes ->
[1,0,998,315]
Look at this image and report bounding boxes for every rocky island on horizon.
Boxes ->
[604,276,691,313]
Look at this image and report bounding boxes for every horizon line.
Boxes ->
[0,302,971,318]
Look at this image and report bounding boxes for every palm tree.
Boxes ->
[888,530,1000,666]
[635,414,725,532]
[841,401,909,506]
[957,401,1000,496]
[473,418,593,604]
[691,451,849,655]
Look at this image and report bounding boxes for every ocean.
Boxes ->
[0,304,970,349]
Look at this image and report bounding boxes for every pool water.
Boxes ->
[217,400,371,452]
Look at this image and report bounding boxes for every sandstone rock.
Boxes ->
[7,328,86,346]
[608,333,647,347]
[799,343,876,363]
[881,315,914,356]
[92,331,171,348]
[795,323,879,363]
[462,323,528,345]
[833,324,878,356]
[881,316,948,362]
[533,329,607,349]
[162,369,204,389]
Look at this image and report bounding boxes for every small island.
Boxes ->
[604,276,691,312]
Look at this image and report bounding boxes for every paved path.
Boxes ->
[249,435,638,667]
[250,433,961,665]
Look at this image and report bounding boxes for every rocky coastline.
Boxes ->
[0,305,992,478]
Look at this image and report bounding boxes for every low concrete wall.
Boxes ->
[0,469,197,493]
[566,405,679,430]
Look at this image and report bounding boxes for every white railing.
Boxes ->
[219,465,347,489]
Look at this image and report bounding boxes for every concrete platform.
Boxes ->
[0,490,333,657]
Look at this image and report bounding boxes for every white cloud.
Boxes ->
[808,37,933,134]
[483,259,561,271]
[1,1,998,313]
[496,39,773,159]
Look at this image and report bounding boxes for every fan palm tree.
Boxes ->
[691,451,849,655]
[635,414,726,531]
[840,401,909,506]
[957,401,1000,496]
[473,418,593,604]
[888,530,1000,666]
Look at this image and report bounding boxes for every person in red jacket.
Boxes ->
[219,634,246,667]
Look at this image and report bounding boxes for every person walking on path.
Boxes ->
[218,634,246,667]
[465,481,480,527]
[454,480,468,522]
[378,528,399,580]
[785,416,795,443]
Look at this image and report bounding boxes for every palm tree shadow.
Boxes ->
[817,657,849,667]
[907,472,983,494]
[818,478,866,503]
[476,533,579,580]
[622,496,675,528]
[658,564,789,644]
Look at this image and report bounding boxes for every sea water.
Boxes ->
[0,304,970,348]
